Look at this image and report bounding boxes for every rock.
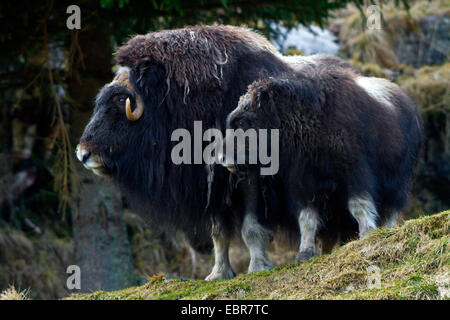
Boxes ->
[394,15,450,67]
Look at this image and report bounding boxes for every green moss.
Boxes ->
[67,210,449,300]
[353,61,390,78]
[283,48,305,56]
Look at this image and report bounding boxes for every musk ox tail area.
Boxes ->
[351,75,424,217]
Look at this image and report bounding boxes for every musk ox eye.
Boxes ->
[115,95,127,106]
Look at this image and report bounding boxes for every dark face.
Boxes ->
[228,93,257,130]
[221,92,259,173]
[76,67,145,176]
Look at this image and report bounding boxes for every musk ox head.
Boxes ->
[76,65,164,177]
[221,78,285,176]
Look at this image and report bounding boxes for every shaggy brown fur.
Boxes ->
[115,25,280,100]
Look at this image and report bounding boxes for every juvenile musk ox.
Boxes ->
[223,59,423,261]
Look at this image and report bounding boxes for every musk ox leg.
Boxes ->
[385,211,400,228]
[348,193,378,238]
[205,223,235,281]
[316,233,340,255]
[296,207,320,262]
[241,213,274,273]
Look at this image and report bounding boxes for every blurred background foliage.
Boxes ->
[0,0,448,299]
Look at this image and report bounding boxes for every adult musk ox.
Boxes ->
[223,58,423,261]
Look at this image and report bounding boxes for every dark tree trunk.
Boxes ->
[73,172,135,292]
[68,12,135,292]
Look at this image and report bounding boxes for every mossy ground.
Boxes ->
[68,211,449,300]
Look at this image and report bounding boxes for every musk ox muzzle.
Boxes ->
[75,143,108,176]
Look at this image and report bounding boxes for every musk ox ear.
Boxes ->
[255,88,281,128]
[258,79,295,111]
[268,79,297,100]
[129,61,166,100]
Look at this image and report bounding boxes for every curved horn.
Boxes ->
[125,96,144,121]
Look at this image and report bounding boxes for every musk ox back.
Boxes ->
[224,58,423,261]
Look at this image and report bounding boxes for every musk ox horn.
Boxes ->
[125,96,144,121]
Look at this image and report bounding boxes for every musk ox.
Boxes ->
[222,57,423,261]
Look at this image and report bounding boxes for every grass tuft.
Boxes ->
[0,285,30,300]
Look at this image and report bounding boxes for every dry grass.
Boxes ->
[397,63,450,113]
[332,0,449,68]
[0,285,29,300]
[0,228,74,300]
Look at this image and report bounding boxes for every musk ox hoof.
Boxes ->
[205,266,236,281]
[248,258,274,273]
[295,249,315,263]
[359,226,376,239]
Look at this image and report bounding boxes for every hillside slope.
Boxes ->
[69,210,449,300]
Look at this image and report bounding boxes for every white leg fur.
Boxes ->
[296,207,320,262]
[348,193,378,238]
[241,213,274,273]
[205,224,235,281]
